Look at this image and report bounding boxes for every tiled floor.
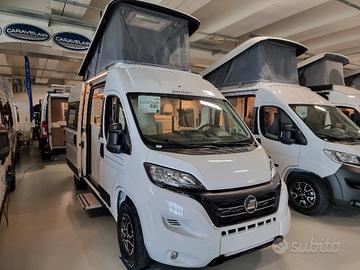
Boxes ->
[0,145,360,270]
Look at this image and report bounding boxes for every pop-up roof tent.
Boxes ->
[79,0,200,80]
[298,53,349,87]
[201,37,307,88]
[345,71,360,90]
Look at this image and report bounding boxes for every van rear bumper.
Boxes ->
[325,164,360,207]
[138,181,290,268]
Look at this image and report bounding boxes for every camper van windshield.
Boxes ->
[291,104,360,142]
[129,94,254,150]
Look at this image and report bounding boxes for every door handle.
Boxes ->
[100,143,104,158]
[73,135,77,145]
[274,163,279,167]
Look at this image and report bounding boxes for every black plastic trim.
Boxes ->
[66,158,78,175]
[98,185,111,206]
[324,164,360,207]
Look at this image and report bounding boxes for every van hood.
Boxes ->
[324,141,360,156]
[146,146,271,191]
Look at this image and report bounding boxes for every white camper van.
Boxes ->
[40,85,70,159]
[0,78,16,221]
[298,53,360,127]
[202,37,360,216]
[66,1,290,269]
[0,77,18,192]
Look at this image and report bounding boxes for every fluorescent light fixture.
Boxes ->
[202,90,215,96]
[200,100,222,110]
[208,159,233,163]
[314,105,326,112]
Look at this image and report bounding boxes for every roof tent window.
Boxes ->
[204,40,299,88]
[299,60,345,87]
[80,0,198,80]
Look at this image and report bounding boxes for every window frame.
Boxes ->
[227,94,257,134]
[259,105,299,143]
[66,101,79,130]
[104,95,127,139]
[104,94,131,155]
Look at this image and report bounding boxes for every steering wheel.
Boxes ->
[198,124,216,130]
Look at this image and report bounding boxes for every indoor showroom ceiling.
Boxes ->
[0,0,359,85]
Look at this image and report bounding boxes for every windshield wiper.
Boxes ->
[163,139,220,149]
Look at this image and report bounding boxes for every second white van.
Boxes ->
[203,37,360,216]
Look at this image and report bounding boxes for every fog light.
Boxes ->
[169,250,178,260]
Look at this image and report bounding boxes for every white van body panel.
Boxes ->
[72,64,291,267]
[328,85,360,112]
[223,83,344,180]
[146,146,271,190]
[66,86,82,176]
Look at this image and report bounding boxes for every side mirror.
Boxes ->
[0,128,10,162]
[106,123,124,154]
[280,125,295,145]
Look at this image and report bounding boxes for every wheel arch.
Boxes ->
[284,169,335,202]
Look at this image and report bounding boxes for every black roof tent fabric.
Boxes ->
[298,54,349,87]
[203,40,301,88]
[345,72,360,90]
[79,0,200,80]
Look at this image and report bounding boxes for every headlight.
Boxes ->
[144,163,205,190]
[324,150,360,166]
[270,159,277,179]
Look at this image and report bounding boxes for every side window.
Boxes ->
[104,96,126,138]
[90,86,105,131]
[260,106,296,141]
[67,102,79,130]
[338,106,360,127]
[227,95,256,133]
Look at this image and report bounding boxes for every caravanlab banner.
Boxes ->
[0,15,94,52]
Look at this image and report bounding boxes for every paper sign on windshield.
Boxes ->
[138,96,160,113]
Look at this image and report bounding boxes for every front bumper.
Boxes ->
[138,181,290,268]
[325,164,360,207]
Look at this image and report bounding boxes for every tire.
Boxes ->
[287,173,330,215]
[118,200,150,270]
[73,175,87,190]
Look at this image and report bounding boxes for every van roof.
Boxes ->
[223,82,332,106]
[297,53,349,69]
[79,0,200,78]
[110,63,224,99]
[201,37,307,76]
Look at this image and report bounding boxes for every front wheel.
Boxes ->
[288,173,330,215]
[118,200,150,270]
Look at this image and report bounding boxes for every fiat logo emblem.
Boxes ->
[244,195,258,214]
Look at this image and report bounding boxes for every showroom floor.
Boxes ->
[0,146,359,270]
